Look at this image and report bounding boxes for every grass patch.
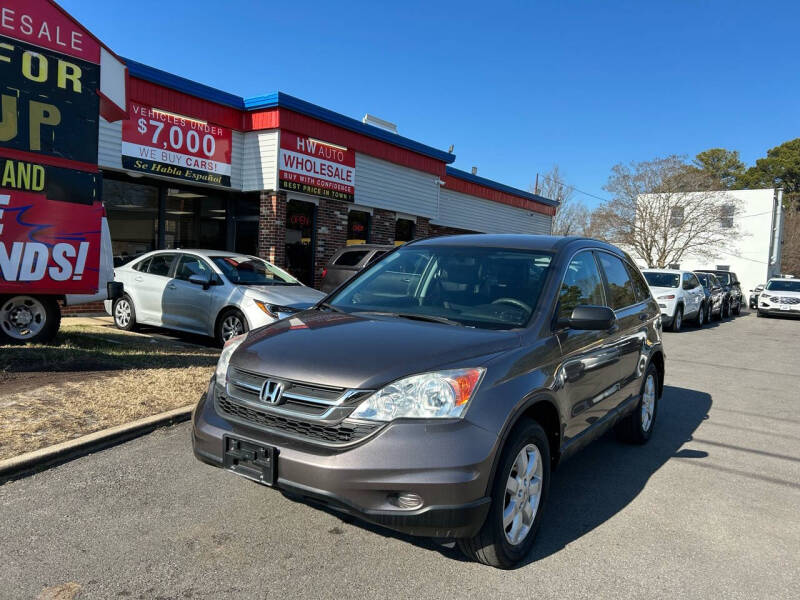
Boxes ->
[0,323,219,373]
[0,322,218,461]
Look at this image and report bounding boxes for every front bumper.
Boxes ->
[758,302,800,317]
[192,379,495,538]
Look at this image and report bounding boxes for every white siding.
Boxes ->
[229,130,244,190]
[98,117,122,169]
[242,130,279,192]
[354,153,439,218]
[434,188,552,235]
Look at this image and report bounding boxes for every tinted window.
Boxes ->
[329,246,553,330]
[626,263,651,303]
[688,273,700,289]
[132,257,151,272]
[334,250,369,267]
[644,272,680,288]
[598,253,637,309]
[696,273,709,287]
[558,251,605,320]
[175,255,213,281]
[147,254,176,277]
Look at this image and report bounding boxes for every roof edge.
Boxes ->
[446,167,560,207]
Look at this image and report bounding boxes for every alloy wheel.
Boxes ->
[115,300,131,328]
[503,444,543,546]
[641,373,656,432]
[221,315,244,341]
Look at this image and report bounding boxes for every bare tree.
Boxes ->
[535,166,590,236]
[782,196,800,275]
[591,156,742,268]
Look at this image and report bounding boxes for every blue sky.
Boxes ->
[63,0,799,207]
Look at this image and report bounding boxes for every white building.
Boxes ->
[632,188,784,295]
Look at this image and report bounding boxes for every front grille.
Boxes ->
[227,368,346,417]
[776,296,800,304]
[216,396,380,445]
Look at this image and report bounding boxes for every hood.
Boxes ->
[231,310,521,389]
[243,284,325,309]
[648,286,679,297]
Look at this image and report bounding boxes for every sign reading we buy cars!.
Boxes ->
[122,102,233,187]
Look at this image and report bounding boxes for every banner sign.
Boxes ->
[279,131,355,202]
[122,102,233,187]
[0,189,101,294]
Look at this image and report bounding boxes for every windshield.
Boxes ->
[643,272,679,288]
[765,280,800,292]
[212,256,300,286]
[326,245,553,329]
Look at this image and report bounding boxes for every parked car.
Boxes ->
[642,269,706,331]
[107,250,325,345]
[193,234,665,568]
[694,272,725,321]
[749,284,765,309]
[756,277,800,318]
[320,244,394,293]
[695,269,742,317]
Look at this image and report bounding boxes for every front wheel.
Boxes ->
[722,300,730,319]
[732,299,741,316]
[669,306,683,332]
[215,308,249,346]
[0,295,61,344]
[458,419,550,569]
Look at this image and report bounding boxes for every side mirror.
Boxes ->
[568,305,617,330]
[188,272,212,289]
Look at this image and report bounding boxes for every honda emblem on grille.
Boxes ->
[260,379,285,405]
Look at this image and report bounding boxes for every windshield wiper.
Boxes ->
[317,302,344,313]
[354,311,463,326]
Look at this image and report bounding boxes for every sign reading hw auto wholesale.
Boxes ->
[122,102,233,187]
[279,132,355,201]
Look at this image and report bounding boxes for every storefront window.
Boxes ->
[395,218,416,246]
[347,210,370,245]
[104,179,158,265]
[285,199,315,285]
[164,187,227,250]
[234,194,260,256]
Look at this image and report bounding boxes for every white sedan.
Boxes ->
[106,250,325,345]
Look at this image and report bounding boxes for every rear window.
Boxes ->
[334,250,369,267]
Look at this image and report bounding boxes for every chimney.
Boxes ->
[471,166,478,175]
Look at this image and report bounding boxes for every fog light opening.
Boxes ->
[389,492,423,510]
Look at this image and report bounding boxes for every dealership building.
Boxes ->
[96,58,557,286]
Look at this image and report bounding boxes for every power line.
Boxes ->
[535,172,610,204]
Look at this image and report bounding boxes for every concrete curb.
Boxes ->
[0,404,194,485]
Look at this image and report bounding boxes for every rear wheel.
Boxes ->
[616,363,659,444]
[732,298,741,316]
[0,295,61,345]
[113,295,137,331]
[216,308,248,346]
[722,299,730,319]
[694,303,705,328]
[457,419,550,569]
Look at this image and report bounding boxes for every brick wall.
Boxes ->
[258,191,287,267]
[428,224,476,237]
[371,208,396,245]
[61,301,107,315]
[416,217,430,239]
[314,198,349,287]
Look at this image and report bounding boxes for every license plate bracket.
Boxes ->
[780,305,790,311]
[223,437,277,486]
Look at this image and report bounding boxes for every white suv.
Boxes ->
[642,269,706,331]
[757,277,800,318]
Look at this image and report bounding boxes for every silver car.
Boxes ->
[106,250,325,345]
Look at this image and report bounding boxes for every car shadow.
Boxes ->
[309,384,711,566]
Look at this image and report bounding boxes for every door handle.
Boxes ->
[134,276,143,282]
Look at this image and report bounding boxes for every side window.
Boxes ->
[626,262,651,303]
[133,257,151,272]
[558,251,605,320]
[147,254,176,277]
[682,273,695,290]
[334,250,369,267]
[597,253,637,310]
[688,274,701,289]
[175,255,212,281]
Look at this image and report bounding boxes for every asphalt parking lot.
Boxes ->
[1,311,798,600]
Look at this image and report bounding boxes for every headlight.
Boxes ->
[254,299,298,319]
[350,368,485,421]
[215,334,247,384]
[657,294,676,300]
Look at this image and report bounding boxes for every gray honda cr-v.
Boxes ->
[192,234,665,568]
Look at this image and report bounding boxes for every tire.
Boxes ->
[669,306,683,332]
[722,300,730,319]
[694,303,705,328]
[112,294,137,331]
[757,309,765,318]
[0,295,61,345]
[215,308,249,346]
[732,299,741,316]
[457,419,551,569]
[616,363,659,444]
